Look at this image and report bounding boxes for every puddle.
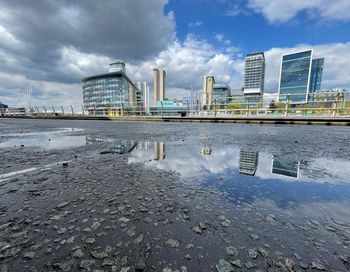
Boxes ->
[128,141,350,212]
[0,128,86,150]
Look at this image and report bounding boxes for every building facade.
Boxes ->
[278,50,313,103]
[244,52,265,96]
[82,62,140,116]
[212,83,230,106]
[309,58,324,97]
[135,81,149,114]
[202,75,215,108]
[153,68,166,106]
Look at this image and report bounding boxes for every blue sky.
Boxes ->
[165,0,350,53]
[0,0,349,107]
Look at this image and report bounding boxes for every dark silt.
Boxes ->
[0,118,350,271]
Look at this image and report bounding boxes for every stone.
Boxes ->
[249,234,259,240]
[248,248,258,259]
[226,246,238,257]
[23,251,35,259]
[244,262,257,269]
[165,239,179,248]
[134,233,144,244]
[102,259,114,266]
[91,221,101,230]
[91,250,108,259]
[80,259,96,269]
[57,202,69,209]
[231,260,242,268]
[192,225,203,234]
[85,237,96,244]
[258,247,268,257]
[73,249,84,258]
[311,260,326,270]
[119,217,130,223]
[127,229,136,237]
[215,259,234,272]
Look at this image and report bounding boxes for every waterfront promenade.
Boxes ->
[1,114,350,126]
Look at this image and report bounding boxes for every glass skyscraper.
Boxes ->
[82,62,140,116]
[309,58,324,95]
[279,50,313,103]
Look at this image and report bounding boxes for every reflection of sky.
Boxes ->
[0,129,86,150]
[129,141,350,211]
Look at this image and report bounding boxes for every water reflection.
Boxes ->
[0,129,86,150]
[272,156,300,178]
[86,136,138,154]
[128,141,350,211]
[154,141,165,160]
[239,150,259,176]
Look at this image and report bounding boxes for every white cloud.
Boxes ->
[188,21,203,27]
[247,0,350,23]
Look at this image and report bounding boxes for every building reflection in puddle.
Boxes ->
[153,141,165,160]
[86,136,138,154]
[239,150,259,176]
[272,156,300,178]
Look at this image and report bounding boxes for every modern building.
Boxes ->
[0,102,8,116]
[309,58,324,97]
[212,83,230,106]
[82,61,141,116]
[278,50,324,103]
[244,52,265,96]
[153,68,166,106]
[154,141,165,160]
[135,81,149,114]
[239,150,259,176]
[202,75,215,108]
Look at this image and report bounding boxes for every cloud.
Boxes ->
[247,0,350,23]
[188,21,203,27]
[0,0,175,84]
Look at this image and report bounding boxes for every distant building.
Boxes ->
[202,75,215,108]
[212,83,230,105]
[135,81,149,114]
[239,150,259,176]
[0,102,8,116]
[82,61,141,116]
[278,50,324,104]
[153,68,166,106]
[244,52,265,96]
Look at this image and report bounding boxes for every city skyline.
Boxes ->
[0,0,349,107]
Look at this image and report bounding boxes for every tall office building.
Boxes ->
[202,75,215,108]
[278,50,313,103]
[244,52,265,95]
[135,81,150,114]
[153,68,166,106]
[309,58,324,95]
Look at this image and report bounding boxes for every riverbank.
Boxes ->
[1,114,350,126]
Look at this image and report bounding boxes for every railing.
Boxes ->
[1,91,349,118]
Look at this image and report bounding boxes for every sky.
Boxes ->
[0,0,350,107]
